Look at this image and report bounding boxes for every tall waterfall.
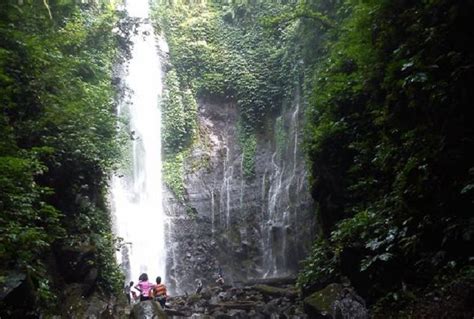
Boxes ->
[111,0,166,283]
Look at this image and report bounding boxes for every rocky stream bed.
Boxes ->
[128,278,368,319]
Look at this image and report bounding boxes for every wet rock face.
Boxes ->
[165,93,314,294]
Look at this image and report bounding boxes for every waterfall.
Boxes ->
[261,86,302,278]
[220,146,233,229]
[292,91,300,174]
[263,152,285,277]
[211,190,216,236]
[111,0,166,283]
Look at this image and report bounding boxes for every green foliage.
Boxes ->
[154,1,303,131]
[300,0,474,308]
[160,68,197,199]
[154,2,309,189]
[262,1,335,30]
[274,116,288,159]
[162,151,186,201]
[332,209,397,272]
[37,277,58,308]
[0,154,63,273]
[162,70,197,154]
[297,238,337,289]
[239,130,257,180]
[0,1,127,313]
[94,229,125,294]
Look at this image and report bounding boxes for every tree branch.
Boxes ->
[263,5,335,30]
[43,0,52,19]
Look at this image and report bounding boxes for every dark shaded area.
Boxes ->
[299,0,474,315]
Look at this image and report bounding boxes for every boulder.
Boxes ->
[130,300,167,319]
[0,271,27,301]
[227,309,249,318]
[303,283,368,319]
[333,288,368,319]
[0,271,36,318]
[60,289,127,319]
[253,284,298,299]
[208,300,259,310]
[260,299,280,316]
[165,307,192,317]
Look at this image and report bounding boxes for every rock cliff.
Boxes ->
[164,92,315,294]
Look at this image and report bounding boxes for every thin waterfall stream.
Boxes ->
[111,0,167,283]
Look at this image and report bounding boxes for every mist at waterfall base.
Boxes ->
[111,1,166,284]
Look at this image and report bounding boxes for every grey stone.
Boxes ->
[304,284,368,319]
[165,93,315,295]
[130,300,167,319]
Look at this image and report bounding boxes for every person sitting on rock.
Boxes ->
[152,276,167,308]
[216,274,224,286]
[134,273,155,302]
[195,278,203,294]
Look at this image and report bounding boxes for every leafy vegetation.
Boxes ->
[161,69,197,154]
[296,0,474,312]
[159,68,197,199]
[162,151,186,202]
[153,2,304,182]
[274,116,288,159]
[0,1,127,315]
[238,128,257,180]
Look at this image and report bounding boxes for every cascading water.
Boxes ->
[262,151,285,277]
[220,146,233,229]
[262,86,303,278]
[163,84,313,291]
[111,0,166,283]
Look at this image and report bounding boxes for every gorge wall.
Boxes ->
[163,93,314,294]
[152,2,319,296]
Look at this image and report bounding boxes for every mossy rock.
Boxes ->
[187,293,201,303]
[130,300,167,319]
[254,284,298,298]
[304,283,343,316]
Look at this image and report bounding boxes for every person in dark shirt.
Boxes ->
[124,281,134,305]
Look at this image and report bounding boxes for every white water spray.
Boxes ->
[221,146,233,229]
[112,0,166,283]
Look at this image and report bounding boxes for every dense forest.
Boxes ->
[0,1,127,316]
[1,0,473,318]
[297,1,474,317]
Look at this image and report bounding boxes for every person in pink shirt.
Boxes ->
[134,273,155,301]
